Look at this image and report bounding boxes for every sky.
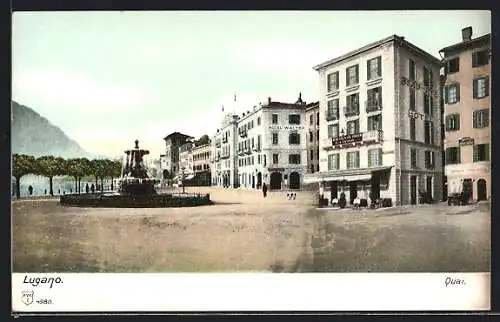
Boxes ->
[12,10,491,159]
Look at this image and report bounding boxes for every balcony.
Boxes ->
[325,111,339,122]
[245,147,252,155]
[252,144,261,152]
[343,104,359,117]
[220,152,230,159]
[322,130,383,150]
[239,128,247,138]
[222,136,228,143]
[215,140,221,148]
[365,99,382,113]
[238,149,245,156]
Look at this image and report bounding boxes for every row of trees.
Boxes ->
[12,154,122,198]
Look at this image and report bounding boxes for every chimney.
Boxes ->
[462,27,472,42]
[268,97,271,104]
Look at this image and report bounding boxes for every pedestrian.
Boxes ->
[85,183,89,194]
[58,189,61,195]
[44,189,47,195]
[28,185,33,196]
[91,184,95,193]
[262,182,268,198]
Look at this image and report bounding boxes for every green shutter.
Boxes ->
[346,153,350,169]
[336,154,340,169]
[457,146,461,164]
[345,68,349,86]
[472,52,478,67]
[355,65,359,83]
[485,144,490,161]
[473,79,478,99]
[368,151,372,167]
[485,77,490,97]
[473,111,478,128]
[377,57,382,77]
[444,86,448,104]
[456,84,460,102]
[379,148,383,166]
[356,151,360,168]
[367,60,370,80]
[457,114,460,130]
[473,145,478,162]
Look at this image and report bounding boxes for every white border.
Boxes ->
[12,273,490,312]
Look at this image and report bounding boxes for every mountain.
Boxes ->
[11,101,93,159]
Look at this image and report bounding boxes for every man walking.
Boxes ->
[262,182,268,198]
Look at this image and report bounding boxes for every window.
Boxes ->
[445,84,460,104]
[327,124,339,138]
[367,56,382,80]
[473,144,490,162]
[272,153,279,164]
[473,77,489,99]
[424,121,435,145]
[410,118,416,141]
[309,114,313,125]
[424,92,431,115]
[445,57,459,74]
[257,117,261,125]
[409,59,416,80]
[310,150,314,160]
[327,71,339,92]
[327,153,340,170]
[473,109,489,128]
[289,154,301,164]
[410,148,417,168]
[263,154,266,167]
[289,114,301,124]
[367,114,382,131]
[366,87,382,111]
[345,93,360,115]
[289,132,301,145]
[346,64,359,86]
[310,164,315,173]
[425,151,435,169]
[423,66,430,87]
[409,87,416,110]
[258,154,261,164]
[445,114,460,131]
[368,148,383,167]
[445,147,461,165]
[326,99,339,120]
[347,120,359,135]
[346,151,360,169]
[309,131,313,142]
[472,49,489,67]
[272,114,278,124]
[272,132,279,145]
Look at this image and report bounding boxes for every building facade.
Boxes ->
[192,143,212,186]
[309,35,443,205]
[439,27,491,201]
[306,101,320,174]
[211,95,309,190]
[162,132,194,179]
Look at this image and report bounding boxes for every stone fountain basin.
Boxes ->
[59,192,212,208]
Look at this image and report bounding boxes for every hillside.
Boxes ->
[11,101,92,158]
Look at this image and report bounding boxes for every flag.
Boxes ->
[222,105,224,112]
[234,92,236,102]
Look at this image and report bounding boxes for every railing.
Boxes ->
[343,104,360,117]
[325,111,339,121]
[365,99,382,113]
[362,130,383,142]
[252,144,261,152]
[239,129,247,137]
[245,147,252,155]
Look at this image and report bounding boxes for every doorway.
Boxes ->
[371,172,381,200]
[426,176,433,199]
[270,172,282,190]
[410,175,417,205]
[349,181,358,204]
[257,172,262,189]
[477,179,487,201]
[289,172,300,189]
[330,181,338,200]
[462,178,473,202]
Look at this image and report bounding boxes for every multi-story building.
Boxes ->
[162,132,194,178]
[211,113,239,188]
[211,94,309,190]
[309,35,443,205]
[192,143,212,186]
[179,141,194,175]
[306,101,320,174]
[439,27,491,201]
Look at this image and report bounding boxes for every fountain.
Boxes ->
[60,140,212,208]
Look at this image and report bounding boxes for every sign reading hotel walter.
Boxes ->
[331,133,363,146]
[268,125,305,131]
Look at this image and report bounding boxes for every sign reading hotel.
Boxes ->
[459,137,474,146]
[400,76,440,98]
[268,125,305,131]
[331,133,363,146]
[408,110,432,121]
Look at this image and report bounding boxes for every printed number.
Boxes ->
[36,299,53,304]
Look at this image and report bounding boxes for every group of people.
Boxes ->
[260,183,298,200]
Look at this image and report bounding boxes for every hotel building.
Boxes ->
[306,101,320,174]
[212,95,309,190]
[439,27,491,201]
[309,35,443,205]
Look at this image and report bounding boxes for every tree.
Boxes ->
[65,158,91,194]
[12,154,36,198]
[89,159,106,192]
[36,155,65,196]
[195,134,211,147]
[109,159,122,190]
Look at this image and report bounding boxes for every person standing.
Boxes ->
[262,182,268,198]
[28,185,33,196]
[85,183,89,194]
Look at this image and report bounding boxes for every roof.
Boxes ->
[262,101,307,110]
[163,132,194,141]
[439,34,491,55]
[305,101,319,111]
[313,34,441,71]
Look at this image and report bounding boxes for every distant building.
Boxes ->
[305,101,320,174]
[179,141,194,175]
[211,114,239,188]
[192,143,212,186]
[162,132,194,180]
[309,34,443,205]
[439,27,491,201]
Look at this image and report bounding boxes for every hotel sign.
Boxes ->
[331,133,363,146]
[459,137,474,146]
[400,76,440,98]
[408,110,432,121]
[268,125,305,131]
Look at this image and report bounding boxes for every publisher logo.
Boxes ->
[21,290,34,306]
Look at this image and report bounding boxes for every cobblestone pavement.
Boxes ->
[12,188,490,272]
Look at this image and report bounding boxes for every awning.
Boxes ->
[320,166,393,182]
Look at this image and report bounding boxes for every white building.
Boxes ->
[178,142,195,180]
[212,95,308,190]
[308,35,443,205]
